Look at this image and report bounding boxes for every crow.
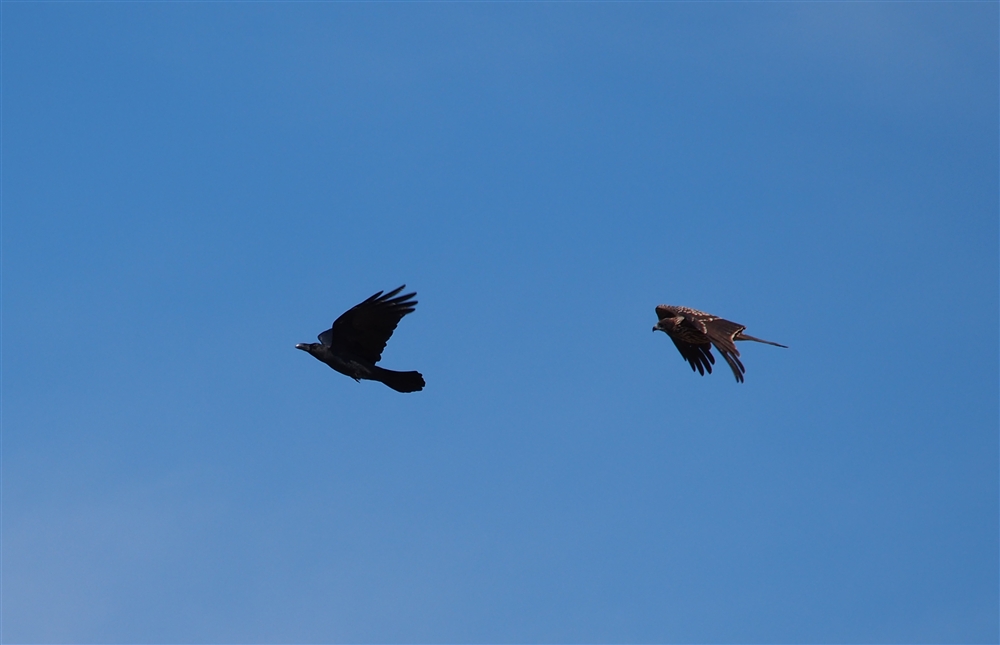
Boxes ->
[296,286,425,393]
[653,304,786,383]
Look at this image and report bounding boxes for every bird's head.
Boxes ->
[653,314,679,334]
[653,305,680,334]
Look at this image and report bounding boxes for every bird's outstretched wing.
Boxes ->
[318,286,417,364]
[703,317,747,383]
[669,336,715,376]
[666,312,718,375]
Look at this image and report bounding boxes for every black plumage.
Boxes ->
[653,304,786,383]
[296,286,425,393]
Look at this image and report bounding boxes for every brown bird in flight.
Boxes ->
[296,285,425,392]
[653,305,786,383]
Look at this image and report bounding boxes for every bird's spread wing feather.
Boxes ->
[703,318,747,382]
[318,285,417,364]
[669,337,715,375]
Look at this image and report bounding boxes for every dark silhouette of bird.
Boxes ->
[296,285,425,393]
[653,305,786,383]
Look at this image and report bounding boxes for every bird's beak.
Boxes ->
[295,343,308,351]
[652,325,658,332]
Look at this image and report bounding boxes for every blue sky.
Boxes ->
[3,2,997,642]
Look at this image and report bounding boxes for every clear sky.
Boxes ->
[3,2,997,643]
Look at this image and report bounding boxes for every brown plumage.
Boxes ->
[652,305,786,383]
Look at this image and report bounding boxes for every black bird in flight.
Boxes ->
[296,285,425,393]
[653,305,786,383]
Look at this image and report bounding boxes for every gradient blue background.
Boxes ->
[3,2,997,643]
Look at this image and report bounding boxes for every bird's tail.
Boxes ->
[735,333,788,348]
[372,367,425,393]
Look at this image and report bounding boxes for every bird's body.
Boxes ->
[653,304,786,383]
[297,286,425,393]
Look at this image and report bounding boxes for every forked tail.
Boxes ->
[373,367,426,393]
[735,333,788,348]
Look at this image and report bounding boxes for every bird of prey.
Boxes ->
[296,285,425,393]
[653,305,786,383]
